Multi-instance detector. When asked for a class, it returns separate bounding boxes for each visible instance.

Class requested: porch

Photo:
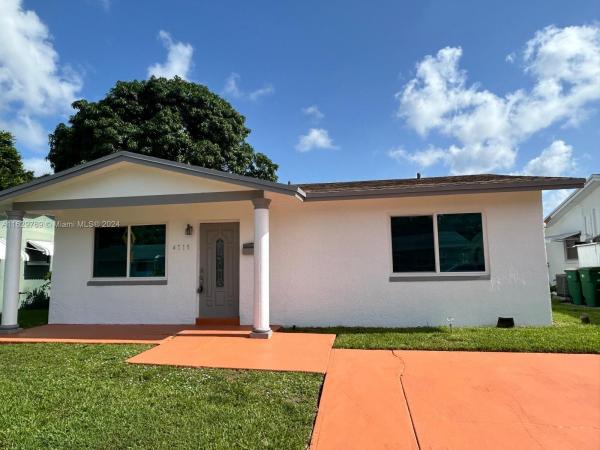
[0,324,335,373]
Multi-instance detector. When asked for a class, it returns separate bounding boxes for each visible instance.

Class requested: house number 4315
[172,244,191,251]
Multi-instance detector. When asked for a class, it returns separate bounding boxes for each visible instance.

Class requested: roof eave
[304,178,586,202]
[544,174,600,224]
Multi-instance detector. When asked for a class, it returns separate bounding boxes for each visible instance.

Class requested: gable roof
[544,174,600,225]
[0,151,586,206]
[300,174,585,201]
[0,151,302,203]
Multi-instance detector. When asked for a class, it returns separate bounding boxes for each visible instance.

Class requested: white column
[1,210,24,333]
[250,198,272,339]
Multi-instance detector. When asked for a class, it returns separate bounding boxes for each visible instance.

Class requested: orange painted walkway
[310,349,419,449]
[128,330,335,373]
[311,349,600,450]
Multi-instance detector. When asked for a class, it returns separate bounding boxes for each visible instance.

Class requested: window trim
[90,222,168,281]
[388,211,490,279]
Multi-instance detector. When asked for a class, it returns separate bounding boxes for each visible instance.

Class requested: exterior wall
[269,191,551,327]
[48,190,551,327]
[49,202,255,324]
[545,182,600,283]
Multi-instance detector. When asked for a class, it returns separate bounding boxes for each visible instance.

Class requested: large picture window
[391,213,486,274]
[93,225,166,278]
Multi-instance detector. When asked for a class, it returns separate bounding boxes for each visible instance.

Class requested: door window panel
[216,238,224,287]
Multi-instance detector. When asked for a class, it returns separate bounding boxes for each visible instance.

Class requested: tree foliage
[48,77,278,181]
[0,131,34,191]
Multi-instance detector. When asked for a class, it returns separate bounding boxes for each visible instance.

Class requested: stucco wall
[268,191,551,327]
[49,190,551,327]
[545,183,600,283]
[49,202,255,324]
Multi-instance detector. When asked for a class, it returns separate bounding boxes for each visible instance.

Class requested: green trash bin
[578,267,600,307]
[565,269,584,305]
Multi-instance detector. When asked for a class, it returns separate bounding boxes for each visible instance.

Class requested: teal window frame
[92,224,167,279]
[390,212,487,276]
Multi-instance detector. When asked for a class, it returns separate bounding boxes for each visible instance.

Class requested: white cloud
[0,0,82,151]
[223,72,274,101]
[295,128,338,152]
[388,146,447,167]
[302,105,324,122]
[23,157,52,176]
[523,140,576,176]
[248,85,275,101]
[395,25,600,174]
[147,30,193,80]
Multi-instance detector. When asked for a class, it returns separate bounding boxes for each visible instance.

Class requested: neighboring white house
[545,175,600,284]
[0,215,54,313]
[0,152,584,335]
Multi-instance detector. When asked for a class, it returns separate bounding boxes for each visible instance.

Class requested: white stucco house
[0,152,584,336]
[545,174,600,284]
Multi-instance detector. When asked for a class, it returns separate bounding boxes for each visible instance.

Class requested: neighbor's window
[93,225,166,278]
[24,247,51,280]
[564,236,581,261]
[391,213,486,274]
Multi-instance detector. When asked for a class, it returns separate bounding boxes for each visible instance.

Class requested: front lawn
[0,344,322,449]
[290,299,600,353]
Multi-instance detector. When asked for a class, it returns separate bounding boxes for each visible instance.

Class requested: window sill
[389,273,490,282]
[87,279,168,286]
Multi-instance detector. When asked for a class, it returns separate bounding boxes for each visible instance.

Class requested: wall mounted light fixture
[185,224,193,236]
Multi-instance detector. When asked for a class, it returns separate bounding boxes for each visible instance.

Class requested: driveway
[312,350,600,450]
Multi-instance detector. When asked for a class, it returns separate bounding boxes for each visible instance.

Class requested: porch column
[250,198,272,339]
[1,210,25,333]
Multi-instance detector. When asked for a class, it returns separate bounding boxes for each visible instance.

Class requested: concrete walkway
[312,349,600,450]
[128,330,335,373]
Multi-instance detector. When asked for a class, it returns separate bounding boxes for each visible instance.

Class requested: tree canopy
[48,77,278,181]
[0,131,34,191]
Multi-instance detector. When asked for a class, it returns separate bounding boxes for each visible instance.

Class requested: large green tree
[0,131,34,191]
[48,77,278,181]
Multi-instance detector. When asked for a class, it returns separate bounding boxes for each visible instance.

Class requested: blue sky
[1,0,599,210]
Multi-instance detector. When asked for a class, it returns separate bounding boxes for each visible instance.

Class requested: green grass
[289,299,600,353]
[0,344,322,449]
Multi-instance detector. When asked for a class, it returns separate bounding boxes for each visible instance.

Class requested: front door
[199,223,240,318]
